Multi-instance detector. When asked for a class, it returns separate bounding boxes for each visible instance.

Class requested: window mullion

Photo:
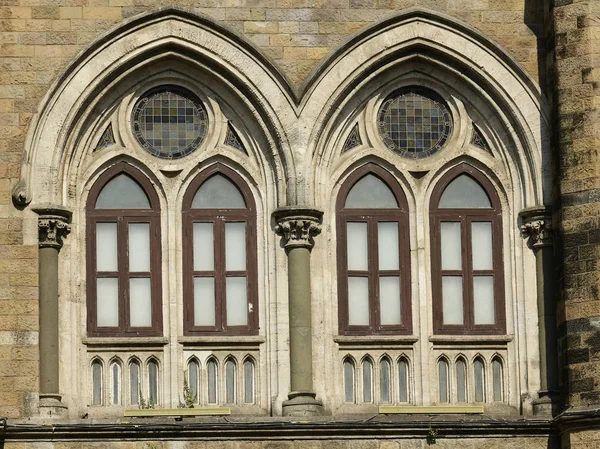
[119,216,129,333]
[216,217,226,331]
[368,218,379,330]
[464,215,473,330]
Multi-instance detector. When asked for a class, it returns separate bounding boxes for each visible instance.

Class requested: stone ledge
[334,335,418,348]
[82,337,170,348]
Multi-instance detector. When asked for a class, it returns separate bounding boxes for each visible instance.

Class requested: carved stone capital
[272,206,323,251]
[32,205,73,250]
[519,206,553,249]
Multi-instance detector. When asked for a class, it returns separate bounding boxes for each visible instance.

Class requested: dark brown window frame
[182,163,258,336]
[430,163,506,335]
[336,163,412,335]
[86,162,163,337]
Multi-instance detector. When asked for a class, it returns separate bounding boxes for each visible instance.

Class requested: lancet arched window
[336,163,411,334]
[86,163,162,336]
[182,164,258,335]
[430,164,505,334]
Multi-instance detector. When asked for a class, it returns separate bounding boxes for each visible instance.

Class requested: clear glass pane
[439,175,491,208]
[130,362,139,405]
[438,360,449,403]
[129,278,152,327]
[347,222,368,271]
[378,222,399,270]
[92,361,102,405]
[244,360,254,404]
[96,174,151,209]
[472,222,493,270]
[192,174,246,209]
[226,361,235,403]
[348,277,369,326]
[225,222,246,271]
[398,360,408,403]
[207,361,217,404]
[189,360,199,402]
[362,359,373,402]
[473,276,495,325]
[380,359,391,403]
[442,276,464,325]
[97,277,119,327]
[193,223,214,271]
[492,360,503,401]
[194,277,215,326]
[441,222,462,270]
[474,359,485,402]
[96,223,118,272]
[345,174,398,208]
[148,361,158,406]
[128,223,150,272]
[379,276,401,325]
[456,360,467,402]
[344,361,354,403]
[112,364,120,405]
[226,277,248,326]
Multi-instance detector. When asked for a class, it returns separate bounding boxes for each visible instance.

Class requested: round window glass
[377,88,452,159]
[132,86,208,159]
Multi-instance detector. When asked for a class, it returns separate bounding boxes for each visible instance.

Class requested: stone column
[520,206,558,415]
[273,206,324,416]
[32,206,72,416]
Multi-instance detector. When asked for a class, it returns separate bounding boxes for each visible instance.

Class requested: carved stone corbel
[273,207,323,252]
[519,206,553,249]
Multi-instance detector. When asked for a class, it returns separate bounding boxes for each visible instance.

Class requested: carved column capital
[273,206,323,251]
[32,205,73,250]
[519,206,553,249]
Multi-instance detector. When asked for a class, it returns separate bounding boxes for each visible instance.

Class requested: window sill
[82,336,169,348]
[334,335,418,348]
[429,335,513,346]
[178,335,266,348]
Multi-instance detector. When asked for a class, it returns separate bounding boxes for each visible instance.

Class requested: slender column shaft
[536,245,558,394]
[39,246,60,395]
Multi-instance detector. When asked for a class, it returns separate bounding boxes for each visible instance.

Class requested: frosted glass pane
[97,277,119,327]
[492,360,502,401]
[189,360,199,401]
[112,364,120,405]
[344,361,354,402]
[456,361,466,402]
[442,276,463,325]
[348,277,369,326]
[378,222,399,270]
[379,276,401,325]
[347,222,368,271]
[345,174,398,208]
[225,222,246,271]
[226,277,248,326]
[207,361,217,404]
[192,174,246,209]
[226,361,235,403]
[473,276,495,325]
[96,223,118,272]
[130,363,139,405]
[244,361,254,404]
[441,222,462,270]
[92,362,102,405]
[398,361,408,403]
[148,361,158,405]
[362,360,372,402]
[380,360,390,403]
[439,361,449,403]
[472,222,493,270]
[129,278,152,327]
[96,174,150,209]
[474,360,484,402]
[128,223,150,272]
[193,223,214,271]
[439,175,491,208]
[194,277,215,326]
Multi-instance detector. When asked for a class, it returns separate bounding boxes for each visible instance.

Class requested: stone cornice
[32,205,73,250]
[519,206,553,249]
[272,206,323,252]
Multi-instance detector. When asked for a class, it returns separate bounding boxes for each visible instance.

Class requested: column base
[532,391,560,416]
[39,393,67,418]
[282,391,324,417]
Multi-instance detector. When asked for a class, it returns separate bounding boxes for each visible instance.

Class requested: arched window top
[192,174,246,209]
[439,174,491,209]
[96,174,151,209]
[345,174,398,209]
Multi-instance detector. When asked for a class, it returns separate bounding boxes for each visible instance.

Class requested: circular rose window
[132,86,208,159]
[377,88,452,159]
